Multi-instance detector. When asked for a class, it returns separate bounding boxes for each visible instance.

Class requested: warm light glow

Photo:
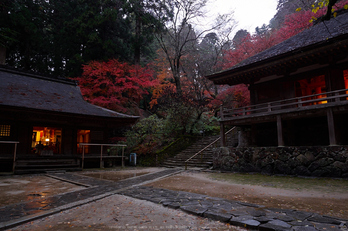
[32,127,62,155]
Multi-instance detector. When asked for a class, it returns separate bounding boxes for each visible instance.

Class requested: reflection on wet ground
[80,171,149,182]
[0,175,85,207]
[0,168,161,209]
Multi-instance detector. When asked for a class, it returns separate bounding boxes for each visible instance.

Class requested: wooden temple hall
[207,10,348,147]
[0,67,139,173]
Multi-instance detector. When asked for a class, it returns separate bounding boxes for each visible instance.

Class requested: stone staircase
[161,135,221,169]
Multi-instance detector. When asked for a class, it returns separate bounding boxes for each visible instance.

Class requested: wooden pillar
[327,108,337,145]
[82,145,85,169]
[277,115,284,147]
[100,145,104,168]
[220,123,226,147]
[122,146,125,168]
[12,142,17,172]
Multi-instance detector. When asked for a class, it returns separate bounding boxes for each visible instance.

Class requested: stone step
[161,135,220,169]
[14,157,81,174]
[14,167,82,174]
[162,129,239,168]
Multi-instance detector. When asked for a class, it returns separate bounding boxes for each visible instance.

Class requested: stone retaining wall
[213,146,348,178]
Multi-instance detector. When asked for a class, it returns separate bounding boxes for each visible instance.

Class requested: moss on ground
[209,172,348,193]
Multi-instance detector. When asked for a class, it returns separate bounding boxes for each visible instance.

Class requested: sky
[206,0,278,33]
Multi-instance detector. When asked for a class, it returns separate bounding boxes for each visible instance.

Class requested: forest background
[1,0,347,163]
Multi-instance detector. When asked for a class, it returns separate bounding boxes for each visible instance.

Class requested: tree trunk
[173,69,182,96]
[189,111,203,134]
[134,15,141,65]
[0,46,6,65]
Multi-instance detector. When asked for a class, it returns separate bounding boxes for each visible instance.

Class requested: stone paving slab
[1,167,348,231]
[120,186,348,231]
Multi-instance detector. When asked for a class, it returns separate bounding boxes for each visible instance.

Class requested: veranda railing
[0,141,19,172]
[221,88,348,120]
[79,143,126,169]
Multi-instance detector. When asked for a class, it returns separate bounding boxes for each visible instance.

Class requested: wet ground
[0,167,160,208]
[0,175,85,207]
[9,194,241,231]
[1,167,347,230]
[1,168,243,231]
[146,171,348,220]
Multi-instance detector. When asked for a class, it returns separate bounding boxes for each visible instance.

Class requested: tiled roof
[207,10,348,84]
[0,67,139,119]
[233,11,348,69]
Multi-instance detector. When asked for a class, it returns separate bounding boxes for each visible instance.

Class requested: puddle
[0,175,85,207]
[81,171,149,182]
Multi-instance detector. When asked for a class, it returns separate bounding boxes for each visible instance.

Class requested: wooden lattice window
[0,125,11,136]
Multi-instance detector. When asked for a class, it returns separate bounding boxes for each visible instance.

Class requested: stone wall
[213,146,348,178]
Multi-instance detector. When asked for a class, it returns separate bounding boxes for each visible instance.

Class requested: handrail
[79,143,126,169]
[0,141,19,172]
[184,127,236,170]
[222,88,348,119]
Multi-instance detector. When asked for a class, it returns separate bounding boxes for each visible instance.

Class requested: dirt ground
[146,171,348,220]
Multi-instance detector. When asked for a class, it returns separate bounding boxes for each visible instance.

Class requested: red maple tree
[222,1,348,71]
[74,59,158,114]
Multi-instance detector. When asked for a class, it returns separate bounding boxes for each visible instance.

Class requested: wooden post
[220,105,224,120]
[327,108,337,145]
[82,145,85,169]
[220,123,226,147]
[100,145,103,168]
[277,115,284,147]
[298,98,302,107]
[122,146,125,168]
[335,92,339,102]
[12,143,17,173]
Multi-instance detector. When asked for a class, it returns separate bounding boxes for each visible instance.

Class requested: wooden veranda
[219,88,348,147]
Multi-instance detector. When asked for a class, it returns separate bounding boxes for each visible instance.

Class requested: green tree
[45,0,136,76]
[124,0,166,65]
[1,0,51,72]
[126,114,166,155]
[1,0,164,76]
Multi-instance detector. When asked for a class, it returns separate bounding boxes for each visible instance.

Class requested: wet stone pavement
[0,168,348,231]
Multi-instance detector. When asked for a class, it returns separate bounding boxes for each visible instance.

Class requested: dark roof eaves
[1,103,140,120]
[207,31,348,83]
[207,10,348,83]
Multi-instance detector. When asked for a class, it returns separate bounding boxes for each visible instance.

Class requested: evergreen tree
[0,0,163,77]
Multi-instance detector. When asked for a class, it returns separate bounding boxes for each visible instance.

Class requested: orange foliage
[149,50,175,108]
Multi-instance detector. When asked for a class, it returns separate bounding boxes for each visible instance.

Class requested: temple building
[207,11,348,147]
[0,67,138,173]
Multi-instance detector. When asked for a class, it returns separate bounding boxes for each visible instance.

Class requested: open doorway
[32,127,62,155]
[295,75,327,105]
[77,130,91,154]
